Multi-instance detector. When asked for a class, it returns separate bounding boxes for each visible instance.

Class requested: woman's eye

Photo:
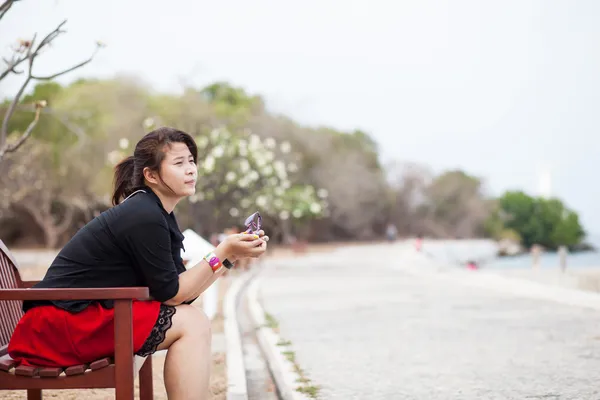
[176,162,183,166]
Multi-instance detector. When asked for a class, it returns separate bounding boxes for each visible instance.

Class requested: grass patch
[296,376,311,384]
[277,339,292,346]
[296,384,321,398]
[264,312,279,329]
[282,350,296,363]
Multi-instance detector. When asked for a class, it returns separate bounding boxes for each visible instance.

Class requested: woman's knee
[175,304,212,339]
[157,304,211,351]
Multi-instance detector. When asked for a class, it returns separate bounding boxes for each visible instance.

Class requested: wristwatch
[204,252,235,273]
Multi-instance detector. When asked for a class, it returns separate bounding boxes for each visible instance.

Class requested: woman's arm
[164,233,267,306]
[163,246,229,306]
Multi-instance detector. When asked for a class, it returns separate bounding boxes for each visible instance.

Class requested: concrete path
[258,243,600,400]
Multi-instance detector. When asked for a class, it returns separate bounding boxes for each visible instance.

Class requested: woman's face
[157,142,197,198]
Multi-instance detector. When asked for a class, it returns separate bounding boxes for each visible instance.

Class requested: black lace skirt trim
[136,304,176,357]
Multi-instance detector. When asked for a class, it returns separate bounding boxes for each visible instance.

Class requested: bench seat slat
[90,357,111,370]
[0,354,16,372]
[39,367,63,377]
[65,364,88,376]
[15,365,37,377]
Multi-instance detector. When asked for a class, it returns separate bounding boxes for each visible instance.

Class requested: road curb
[224,271,256,400]
[247,278,312,400]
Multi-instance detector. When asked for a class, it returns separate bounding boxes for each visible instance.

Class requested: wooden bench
[0,240,154,400]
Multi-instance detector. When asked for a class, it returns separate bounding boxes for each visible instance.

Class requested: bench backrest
[0,240,25,352]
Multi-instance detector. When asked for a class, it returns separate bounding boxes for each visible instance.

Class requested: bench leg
[139,356,154,400]
[27,389,42,400]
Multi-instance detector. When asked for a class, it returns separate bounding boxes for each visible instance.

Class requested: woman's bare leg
[156,304,212,400]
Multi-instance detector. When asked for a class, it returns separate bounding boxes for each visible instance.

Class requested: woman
[8,126,268,399]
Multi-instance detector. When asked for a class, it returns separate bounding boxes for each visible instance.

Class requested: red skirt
[8,300,162,367]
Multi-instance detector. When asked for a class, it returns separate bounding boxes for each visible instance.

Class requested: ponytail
[112,156,135,205]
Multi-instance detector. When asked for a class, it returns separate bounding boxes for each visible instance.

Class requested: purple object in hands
[244,212,262,234]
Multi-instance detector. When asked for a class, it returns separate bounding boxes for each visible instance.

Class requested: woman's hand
[218,230,268,261]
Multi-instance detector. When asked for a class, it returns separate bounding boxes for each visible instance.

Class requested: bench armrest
[0,287,150,301]
[20,280,41,288]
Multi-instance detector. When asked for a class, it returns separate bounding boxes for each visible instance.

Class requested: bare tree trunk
[18,200,74,249]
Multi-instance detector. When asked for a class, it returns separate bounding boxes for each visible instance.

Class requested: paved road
[259,244,600,400]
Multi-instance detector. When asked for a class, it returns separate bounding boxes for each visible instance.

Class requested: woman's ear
[143,167,159,185]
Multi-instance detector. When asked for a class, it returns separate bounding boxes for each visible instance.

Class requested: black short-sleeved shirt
[23,187,188,313]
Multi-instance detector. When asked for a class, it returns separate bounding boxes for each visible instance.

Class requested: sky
[1,0,599,234]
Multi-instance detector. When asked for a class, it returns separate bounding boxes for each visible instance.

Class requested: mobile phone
[244,211,262,234]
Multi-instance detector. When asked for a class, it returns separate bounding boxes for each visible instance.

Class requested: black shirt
[23,187,188,313]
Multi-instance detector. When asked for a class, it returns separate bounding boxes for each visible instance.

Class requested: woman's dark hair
[112,126,198,205]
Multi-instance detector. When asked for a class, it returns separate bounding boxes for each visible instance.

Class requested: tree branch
[55,205,74,235]
[0,52,27,81]
[0,18,101,162]
[0,0,18,21]
[0,74,32,149]
[31,46,99,80]
[0,102,42,159]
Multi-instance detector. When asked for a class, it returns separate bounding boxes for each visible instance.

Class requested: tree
[491,191,586,249]
[0,0,102,162]
[419,170,491,238]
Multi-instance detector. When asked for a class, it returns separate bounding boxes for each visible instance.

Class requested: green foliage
[490,191,585,249]
[1,78,589,247]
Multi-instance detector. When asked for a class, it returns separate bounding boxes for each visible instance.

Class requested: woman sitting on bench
[8,126,268,399]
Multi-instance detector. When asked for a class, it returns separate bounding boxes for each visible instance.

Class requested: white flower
[255,156,267,168]
[196,136,209,149]
[241,198,251,209]
[226,171,237,182]
[281,180,291,189]
[107,150,122,166]
[238,179,249,188]
[261,165,273,176]
[248,170,260,181]
[256,196,267,207]
[249,134,261,149]
[269,177,279,186]
[292,209,303,219]
[274,187,284,196]
[118,138,129,150]
[274,198,284,208]
[310,203,322,214]
[265,137,276,149]
[239,147,248,157]
[273,161,287,179]
[317,188,329,199]
[265,151,275,162]
[238,139,248,149]
[229,207,240,217]
[203,156,215,172]
[280,141,292,153]
[279,210,290,220]
[287,162,298,173]
[212,145,225,158]
[143,117,155,129]
[210,129,220,141]
[240,159,250,173]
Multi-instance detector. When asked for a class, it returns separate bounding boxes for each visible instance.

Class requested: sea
[419,234,600,270]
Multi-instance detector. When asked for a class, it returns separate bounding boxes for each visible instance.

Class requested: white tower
[538,167,552,198]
